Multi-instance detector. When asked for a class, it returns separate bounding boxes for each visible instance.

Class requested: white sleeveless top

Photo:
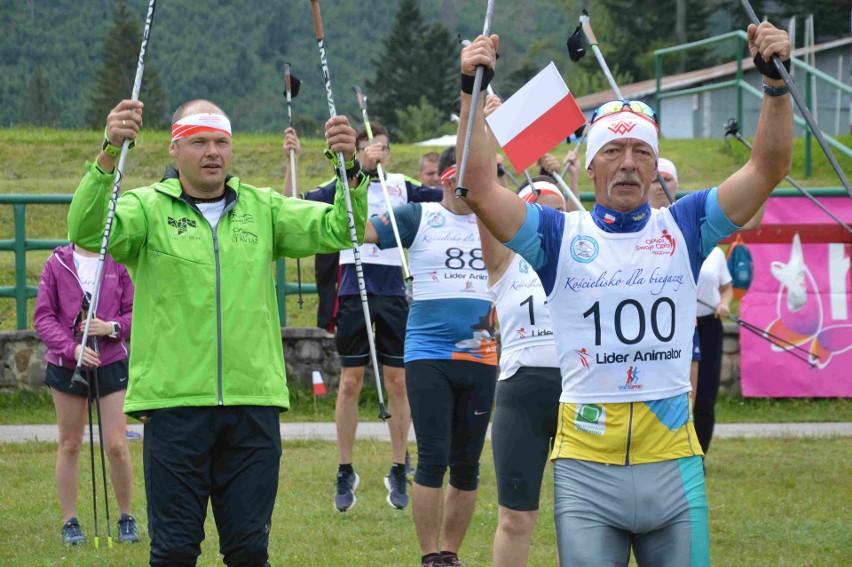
[547,207,697,403]
[340,173,408,266]
[408,202,489,301]
[489,253,559,380]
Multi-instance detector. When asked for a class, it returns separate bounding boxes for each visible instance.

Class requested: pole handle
[310,0,324,40]
[580,12,598,45]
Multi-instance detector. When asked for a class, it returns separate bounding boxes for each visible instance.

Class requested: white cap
[657,158,678,183]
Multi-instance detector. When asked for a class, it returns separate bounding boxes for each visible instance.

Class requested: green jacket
[68,161,368,415]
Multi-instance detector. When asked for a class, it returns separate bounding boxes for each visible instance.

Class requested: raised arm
[477,93,515,281]
[717,22,793,226]
[457,35,527,243]
[282,127,301,197]
[272,116,368,258]
[68,99,148,263]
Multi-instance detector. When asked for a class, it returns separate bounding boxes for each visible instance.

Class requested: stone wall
[0,328,366,393]
[1,326,740,393]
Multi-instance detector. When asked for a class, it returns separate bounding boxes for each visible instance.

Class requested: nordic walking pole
[90,338,113,548]
[740,0,852,197]
[574,10,676,205]
[352,85,413,282]
[310,0,390,420]
[550,171,585,211]
[724,118,852,234]
[455,0,496,199]
[696,298,816,366]
[284,63,305,308]
[85,361,100,549]
[74,0,158,385]
[560,125,588,178]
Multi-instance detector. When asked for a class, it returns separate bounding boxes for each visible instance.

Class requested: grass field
[2,387,850,426]
[0,437,849,566]
[2,128,851,331]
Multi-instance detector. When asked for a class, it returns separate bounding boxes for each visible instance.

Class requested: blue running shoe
[117,513,139,544]
[334,470,359,512]
[61,517,85,545]
[384,467,409,510]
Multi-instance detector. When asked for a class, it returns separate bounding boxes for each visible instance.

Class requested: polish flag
[486,62,586,172]
[312,370,327,396]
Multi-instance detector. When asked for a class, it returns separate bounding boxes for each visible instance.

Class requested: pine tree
[87,3,168,130]
[366,0,456,136]
[23,66,57,127]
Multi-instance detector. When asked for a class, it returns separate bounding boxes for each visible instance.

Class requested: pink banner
[739,198,852,397]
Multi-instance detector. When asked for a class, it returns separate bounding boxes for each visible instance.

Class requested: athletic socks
[338,463,354,475]
[391,462,406,475]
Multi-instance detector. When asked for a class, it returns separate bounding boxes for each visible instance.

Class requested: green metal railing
[0,195,314,330]
[654,31,852,176]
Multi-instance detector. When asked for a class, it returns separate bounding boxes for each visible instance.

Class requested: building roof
[574,36,852,111]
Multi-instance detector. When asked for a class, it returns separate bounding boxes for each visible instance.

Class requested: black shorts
[406,359,498,490]
[44,359,129,398]
[492,367,562,511]
[335,294,407,368]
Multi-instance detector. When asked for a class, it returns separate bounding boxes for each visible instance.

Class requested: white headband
[657,157,678,183]
[171,113,232,143]
[584,112,659,170]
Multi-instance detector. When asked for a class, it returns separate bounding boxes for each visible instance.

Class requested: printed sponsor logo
[426,211,445,228]
[618,365,643,391]
[574,404,605,436]
[575,347,590,368]
[232,228,258,244]
[230,213,254,225]
[596,349,682,365]
[635,230,676,256]
[607,120,637,135]
[518,259,529,274]
[570,235,598,263]
[431,271,439,282]
[168,216,197,236]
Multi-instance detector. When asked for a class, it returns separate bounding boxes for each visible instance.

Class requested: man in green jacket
[68,98,368,566]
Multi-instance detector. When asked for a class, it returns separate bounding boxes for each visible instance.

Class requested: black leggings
[694,315,724,454]
[405,359,497,490]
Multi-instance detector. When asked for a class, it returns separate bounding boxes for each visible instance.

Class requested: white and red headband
[171,113,232,143]
[440,164,457,184]
[518,181,566,208]
[585,112,659,170]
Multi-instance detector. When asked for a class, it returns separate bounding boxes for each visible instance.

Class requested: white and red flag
[486,62,586,172]
[312,370,327,396]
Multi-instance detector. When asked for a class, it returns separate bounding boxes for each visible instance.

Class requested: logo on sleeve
[570,235,599,263]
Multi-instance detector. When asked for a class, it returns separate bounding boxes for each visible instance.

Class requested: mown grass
[2,128,851,331]
[0,437,848,566]
[1,387,849,426]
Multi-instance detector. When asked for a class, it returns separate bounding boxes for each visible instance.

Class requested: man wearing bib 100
[458,22,792,567]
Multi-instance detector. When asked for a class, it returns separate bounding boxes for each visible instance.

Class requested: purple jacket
[34,245,133,369]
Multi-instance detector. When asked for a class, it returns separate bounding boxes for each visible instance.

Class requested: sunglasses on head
[590,100,658,126]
